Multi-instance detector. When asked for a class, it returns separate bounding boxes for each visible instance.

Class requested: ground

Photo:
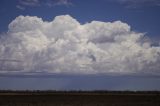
[0,91,160,106]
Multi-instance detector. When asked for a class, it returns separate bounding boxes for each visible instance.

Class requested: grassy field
[0,91,160,106]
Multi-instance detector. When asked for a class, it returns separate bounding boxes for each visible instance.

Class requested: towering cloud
[0,15,160,75]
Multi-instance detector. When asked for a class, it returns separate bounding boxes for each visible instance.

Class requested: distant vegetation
[1,90,160,94]
[0,90,160,106]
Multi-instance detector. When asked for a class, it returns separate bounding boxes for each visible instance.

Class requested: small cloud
[17,0,73,8]
[54,0,72,6]
[45,0,73,7]
[16,5,25,10]
[110,0,160,8]
[18,0,40,7]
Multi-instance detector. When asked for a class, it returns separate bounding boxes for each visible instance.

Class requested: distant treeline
[0,90,160,94]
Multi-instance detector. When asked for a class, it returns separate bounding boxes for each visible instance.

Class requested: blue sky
[0,0,160,90]
[0,0,160,40]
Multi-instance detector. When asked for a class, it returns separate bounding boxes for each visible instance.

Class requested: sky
[0,0,160,90]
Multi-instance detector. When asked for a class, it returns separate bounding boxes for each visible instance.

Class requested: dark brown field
[0,91,160,106]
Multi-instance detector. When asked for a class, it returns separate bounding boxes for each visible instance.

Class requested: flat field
[0,91,160,106]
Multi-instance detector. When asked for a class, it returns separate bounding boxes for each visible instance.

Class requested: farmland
[0,91,160,106]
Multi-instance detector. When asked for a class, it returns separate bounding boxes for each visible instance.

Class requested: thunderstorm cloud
[0,15,160,75]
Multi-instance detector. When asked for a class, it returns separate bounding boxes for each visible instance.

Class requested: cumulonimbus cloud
[0,15,159,75]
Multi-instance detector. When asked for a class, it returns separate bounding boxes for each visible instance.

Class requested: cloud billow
[0,15,160,75]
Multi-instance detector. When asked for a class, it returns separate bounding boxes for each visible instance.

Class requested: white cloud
[0,15,160,75]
